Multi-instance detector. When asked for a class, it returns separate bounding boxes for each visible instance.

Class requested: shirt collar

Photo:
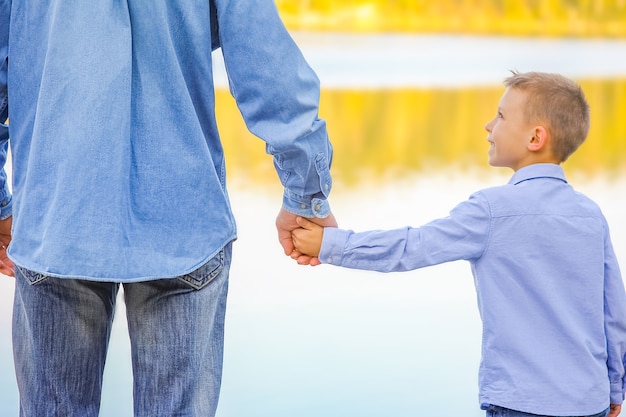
[508,163,568,186]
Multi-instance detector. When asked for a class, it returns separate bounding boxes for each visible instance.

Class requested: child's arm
[293,192,491,272]
[292,216,324,257]
[602,218,626,411]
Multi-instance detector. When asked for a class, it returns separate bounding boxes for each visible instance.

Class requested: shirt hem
[8,236,237,283]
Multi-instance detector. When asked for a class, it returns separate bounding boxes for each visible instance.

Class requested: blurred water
[1,34,626,417]
[1,172,624,417]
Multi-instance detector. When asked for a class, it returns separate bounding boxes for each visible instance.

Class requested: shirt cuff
[318,227,350,265]
[610,382,625,405]
[282,189,330,218]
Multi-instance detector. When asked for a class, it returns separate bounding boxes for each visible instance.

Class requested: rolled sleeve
[215,0,333,217]
[283,190,330,219]
[280,146,332,218]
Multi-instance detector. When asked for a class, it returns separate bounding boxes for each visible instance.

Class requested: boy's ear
[528,125,549,152]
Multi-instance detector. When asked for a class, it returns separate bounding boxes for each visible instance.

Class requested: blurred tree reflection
[216,79,626,183]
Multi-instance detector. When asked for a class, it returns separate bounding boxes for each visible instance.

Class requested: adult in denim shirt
[293,72,626,417]
[0,0,336,415]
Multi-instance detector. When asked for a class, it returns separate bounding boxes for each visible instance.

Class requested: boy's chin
[486,156,500,167]
[487,158,515,170]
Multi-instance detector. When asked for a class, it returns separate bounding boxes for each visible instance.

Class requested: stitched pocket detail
[178,249,225,290]
[15,266,49,286]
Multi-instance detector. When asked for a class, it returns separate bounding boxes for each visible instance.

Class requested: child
[292,71,626,417]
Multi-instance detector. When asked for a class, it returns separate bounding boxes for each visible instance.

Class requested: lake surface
[1,34,625,416]
[2,173,625,417]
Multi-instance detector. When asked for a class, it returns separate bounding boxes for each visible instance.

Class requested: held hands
[276,208,335,266]
[291,217,324,259]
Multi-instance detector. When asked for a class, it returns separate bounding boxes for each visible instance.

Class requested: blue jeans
[485,405,610,417]
[12,244,231,417]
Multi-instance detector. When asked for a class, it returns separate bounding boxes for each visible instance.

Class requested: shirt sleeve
[319,192,491,272]
[1,0,9,142]
[213,0,332,218]
[602,218,626,404]
[0,0,12,220]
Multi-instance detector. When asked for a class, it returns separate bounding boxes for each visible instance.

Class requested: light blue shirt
[321,164,626,415]
[0,0,332,280]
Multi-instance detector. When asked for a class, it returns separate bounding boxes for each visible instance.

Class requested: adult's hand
[609,404,621,417]
[276,207,337,266]
[0,216,14,277]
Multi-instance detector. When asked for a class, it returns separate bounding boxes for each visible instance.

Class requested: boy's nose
[484,119,493,132]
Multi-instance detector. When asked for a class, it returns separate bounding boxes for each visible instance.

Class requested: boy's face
[484,88,536,171]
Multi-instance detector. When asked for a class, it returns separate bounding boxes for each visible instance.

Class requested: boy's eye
[497,112,503,119]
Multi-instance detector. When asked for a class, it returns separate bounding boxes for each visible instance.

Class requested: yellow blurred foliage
[275,0,626,37]
[216,79,626,184]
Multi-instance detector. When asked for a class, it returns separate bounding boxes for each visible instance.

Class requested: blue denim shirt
[0,0,332,280]
[320,164,626,415]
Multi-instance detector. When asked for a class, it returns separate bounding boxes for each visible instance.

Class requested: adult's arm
[213,0,336,262]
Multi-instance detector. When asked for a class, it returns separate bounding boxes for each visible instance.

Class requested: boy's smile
[484,88,537,171]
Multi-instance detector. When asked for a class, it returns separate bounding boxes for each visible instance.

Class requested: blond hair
[504,71,590,162]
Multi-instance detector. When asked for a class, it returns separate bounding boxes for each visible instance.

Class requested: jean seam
[15,265,49,285]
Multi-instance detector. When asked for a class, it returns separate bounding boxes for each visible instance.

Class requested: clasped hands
[276,207,334,266]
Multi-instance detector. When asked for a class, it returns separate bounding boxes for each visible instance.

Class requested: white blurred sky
[213,33,626,88]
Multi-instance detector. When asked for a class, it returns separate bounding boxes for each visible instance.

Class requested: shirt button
[327,257,333,264]
[324,184,330,190]
[314,204,321,211]
[300,204,306,209]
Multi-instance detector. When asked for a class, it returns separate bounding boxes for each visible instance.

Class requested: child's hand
[292,216,324,259]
